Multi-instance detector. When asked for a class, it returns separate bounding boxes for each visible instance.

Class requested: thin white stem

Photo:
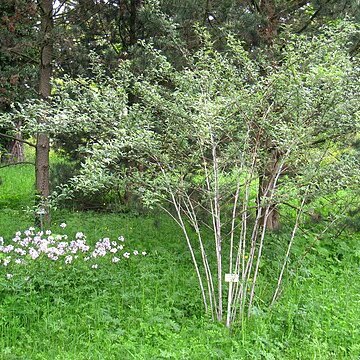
[158,164,208,312]
[270,196,306,306]
[183,196,217,319]
[226,182,240,327]
[231,178,251,322]
[173,196,208,312]
[247,160,285,316]
[233,143,260,321]
[210,131,223,321]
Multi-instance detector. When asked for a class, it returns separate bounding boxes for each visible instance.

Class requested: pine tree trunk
[36,0,53,226]
[9,121,24,163]
[256,0,281,231]
[129,0,138,46]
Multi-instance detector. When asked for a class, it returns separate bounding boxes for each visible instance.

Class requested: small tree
[70,23,359,327]
[5,22,359,327]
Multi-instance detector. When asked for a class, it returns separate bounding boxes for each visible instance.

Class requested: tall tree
[0,0,38,163]
[36,0,53,224]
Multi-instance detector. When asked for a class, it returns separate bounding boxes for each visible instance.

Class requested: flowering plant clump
[0,223,147,280]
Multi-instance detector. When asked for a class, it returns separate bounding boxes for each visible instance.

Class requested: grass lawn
[0,163,359,359]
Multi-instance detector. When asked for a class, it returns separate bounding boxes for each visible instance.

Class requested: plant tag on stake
[225,273,239,283]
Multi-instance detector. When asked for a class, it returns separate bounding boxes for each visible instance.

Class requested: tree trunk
[118,0,143,49]
[258,0,279,45]
[256,0,281,231]
[36,0,53,226]
[129,0,138,46]
[9,121,24,163]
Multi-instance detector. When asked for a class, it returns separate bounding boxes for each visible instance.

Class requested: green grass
[0,164,34,209]
[0,163,359,359]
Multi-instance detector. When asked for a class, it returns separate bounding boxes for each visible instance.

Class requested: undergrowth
[0,162,359,359]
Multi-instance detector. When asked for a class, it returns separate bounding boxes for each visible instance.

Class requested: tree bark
[118,0,143,49]
[129,0,138,46]
[9,121,24,163]
[258,0,279,45]
[36,0,53,225]
[255,0,281,231]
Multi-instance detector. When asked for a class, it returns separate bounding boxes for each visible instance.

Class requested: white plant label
[225,273,239,283]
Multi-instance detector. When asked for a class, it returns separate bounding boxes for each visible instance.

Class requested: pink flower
[3,245,14,253]
[12,236,20,243]
[29,248,39,260]
[65,255,73,264]
[48,254,59,261]
[3,258,11,266]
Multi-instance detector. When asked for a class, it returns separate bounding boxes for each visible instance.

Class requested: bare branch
[0,133,36,148]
